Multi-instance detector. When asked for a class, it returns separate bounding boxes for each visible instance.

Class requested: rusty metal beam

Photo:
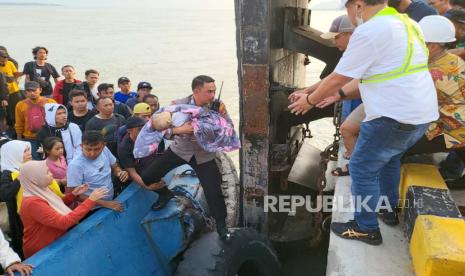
[235,0,315,234]
[283,7,341,66]
[235,0,271,232]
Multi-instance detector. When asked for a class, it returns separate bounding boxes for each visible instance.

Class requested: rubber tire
[174,228,281,276]
[215,152,240,228]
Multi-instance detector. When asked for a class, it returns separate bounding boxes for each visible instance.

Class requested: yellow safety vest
[360,7,429,84]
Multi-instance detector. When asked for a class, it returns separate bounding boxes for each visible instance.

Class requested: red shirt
[52,79,82,105]
[20,194,95,258]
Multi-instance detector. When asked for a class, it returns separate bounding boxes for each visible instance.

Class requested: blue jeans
[349,117,428,231]
[341,99,363,122]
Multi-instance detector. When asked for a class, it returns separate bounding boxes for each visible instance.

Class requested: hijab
[19,161,71,215]
[0,140,31,172]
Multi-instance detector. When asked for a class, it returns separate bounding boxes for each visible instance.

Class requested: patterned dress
[426,52,465,149]
[134,104,240,159]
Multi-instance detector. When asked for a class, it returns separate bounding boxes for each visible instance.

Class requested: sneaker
[152,188,174,210]
[379,209,399,226]
[331,220,382,245]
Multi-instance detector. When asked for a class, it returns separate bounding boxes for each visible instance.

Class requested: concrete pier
[326,145,414,276]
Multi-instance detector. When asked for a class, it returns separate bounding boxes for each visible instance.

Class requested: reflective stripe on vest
[360,7,429,84]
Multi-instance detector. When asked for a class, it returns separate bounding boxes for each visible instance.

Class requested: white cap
[320,15,355,40]
[419,15,456,43]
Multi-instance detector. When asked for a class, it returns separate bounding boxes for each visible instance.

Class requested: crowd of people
[288,0,465,246]
[2,0,465,273]
[0,41,238,274]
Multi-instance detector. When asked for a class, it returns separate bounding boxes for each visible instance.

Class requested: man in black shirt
[68,90,97,132]
[23,46,60,97]
[52,65,82,106]
[97,83,132,119]
[117,116,162,191]
[81,69,100,109]
[85,97,125,157]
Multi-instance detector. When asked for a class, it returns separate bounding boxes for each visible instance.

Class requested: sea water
[0,0,343,163]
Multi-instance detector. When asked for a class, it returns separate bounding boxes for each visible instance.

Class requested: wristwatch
[338,89,347,99]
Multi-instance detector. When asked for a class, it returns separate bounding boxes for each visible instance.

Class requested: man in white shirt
[1,230,32,275]
[289,0,438,245]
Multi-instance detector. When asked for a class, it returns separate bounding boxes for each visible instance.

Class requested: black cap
[97,83,114,92]
[126,116,146,129]
[118,77,130,84]
[137,81,152,90]
[25,81,40,90]
[446,8,465,24]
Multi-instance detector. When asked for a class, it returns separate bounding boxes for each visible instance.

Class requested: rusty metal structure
[235,0,341,242]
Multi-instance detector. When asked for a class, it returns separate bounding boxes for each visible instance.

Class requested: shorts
[345,103,365,125]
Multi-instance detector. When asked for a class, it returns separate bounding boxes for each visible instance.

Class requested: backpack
[25,98,46,132]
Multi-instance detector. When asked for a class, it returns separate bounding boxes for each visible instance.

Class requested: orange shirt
[20,195,95,258]
[14,97,56,139]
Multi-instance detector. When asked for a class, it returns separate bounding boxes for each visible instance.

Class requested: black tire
[215,152,240,228]
[174,228,281,276]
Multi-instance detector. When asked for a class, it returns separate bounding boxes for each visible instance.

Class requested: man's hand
[288,88,309,103]
[6,262,33,276]
[117,170,129,182]
[101,200,124,212]
[218,102,227,115]
[288,93,314,115]
[72,183,89,196]
[173,122,194,135]
[146,180,166,191]
[316,94,341,109]
[1,100,8,107]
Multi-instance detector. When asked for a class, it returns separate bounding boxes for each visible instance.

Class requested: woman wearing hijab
[0,140,64,257]
[37,103,82,163]
[19,161,107,258]
[0,140,31,257]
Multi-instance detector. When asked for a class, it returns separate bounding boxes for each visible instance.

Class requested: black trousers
[141,148,226,223]
[404,134,465,163]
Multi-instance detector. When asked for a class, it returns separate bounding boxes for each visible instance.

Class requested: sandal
[343,152,351,160]
[331,165,350,177]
